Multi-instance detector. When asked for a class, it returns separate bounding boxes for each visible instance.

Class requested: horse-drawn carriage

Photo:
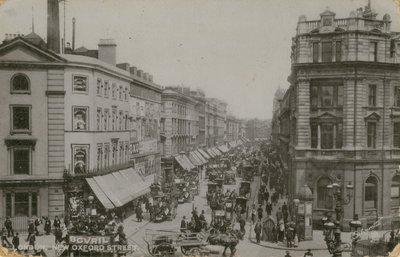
[235,196,248,219]
[239,181,251,197]
[223,170,236,185]
[175,179,192,204]
[243,165,254,181]
[144,229,239,257]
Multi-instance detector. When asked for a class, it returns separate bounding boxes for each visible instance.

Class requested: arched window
[317,177,332,209]
[365,176,378,209]
[11,74,30,93]
[391,175,400,208]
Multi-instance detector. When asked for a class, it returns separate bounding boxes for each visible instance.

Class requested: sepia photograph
[1,0,400,257]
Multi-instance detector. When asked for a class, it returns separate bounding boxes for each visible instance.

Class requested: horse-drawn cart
[144,229,208,257]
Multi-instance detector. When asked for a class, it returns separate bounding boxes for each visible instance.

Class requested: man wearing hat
[180,216,187,233]
[304,249,313,257]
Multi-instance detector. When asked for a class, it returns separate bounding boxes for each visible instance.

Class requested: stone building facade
[280,4,400,228]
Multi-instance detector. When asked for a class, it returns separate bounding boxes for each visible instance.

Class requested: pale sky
[0,0,399,119]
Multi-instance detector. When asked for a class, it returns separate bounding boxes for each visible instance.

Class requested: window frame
[394,122,400,148]
[71,144,90,175]
[72,74,89,94]
[394,86,400,107]
[364,176,378,210]
[335,41,342,62]
[369,41,378,62]
[72,106,89,131]
[11,146,32,176]
[10,105,32,134]
[10,73,30,94]
[367,122,377,148]
[368,84,377,107]
[316,177,333,209]
[96,78,102,96]
[321,41,333,63]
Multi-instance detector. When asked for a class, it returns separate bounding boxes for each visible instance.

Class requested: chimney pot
[143,72,149,81]
[117,63,130,71]
[137,69,143,78]
[149,75,153,82]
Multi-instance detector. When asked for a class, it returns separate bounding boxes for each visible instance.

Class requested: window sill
[10,91,31,95]
[72,91,89,95]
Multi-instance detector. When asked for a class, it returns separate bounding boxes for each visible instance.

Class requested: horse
[206,228,239,257]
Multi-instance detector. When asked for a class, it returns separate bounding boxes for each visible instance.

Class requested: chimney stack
[149,75,153,82]
[117,63,130,71]
[137,70,143,78]
[143,72,149,81]
[47,0,60,53]
[130,66,137,76]
[98,39,117,66]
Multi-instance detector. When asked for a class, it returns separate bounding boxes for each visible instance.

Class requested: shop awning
[218,145,229,153]
[198,149,211,159]
[189,151,202,166]
[181,154,196,170]
[175,155,192,170]
[193,150,207,164]
[86,178,115,210]
[212,147,222,156]
[86,168,152,209]
[206,148,216,158]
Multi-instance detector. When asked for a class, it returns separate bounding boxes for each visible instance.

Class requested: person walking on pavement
[282,202,289,224]
[284,250,292,257]
[254,219,262,244]
[264,189,269,205]
[44,217,51,235]
[1,227,11,248]
[34,217,41,236]
[12,233,19,252]
[251,205,257,224]
[53,216,61,229]
[257,205,263,221]
[180,216,187,233]
[26,219,35,242]
[265,201,272,216]
[4,217,13,238]
[304,249,313,257]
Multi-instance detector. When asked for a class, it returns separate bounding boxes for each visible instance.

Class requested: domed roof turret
[24,32,46,49]
[383,13,391,21]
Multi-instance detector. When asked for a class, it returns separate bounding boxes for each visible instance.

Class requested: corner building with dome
[279,4,400,230]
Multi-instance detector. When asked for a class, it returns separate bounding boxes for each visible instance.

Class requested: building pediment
[0,38,65,63]
[311,112,338,122]
[364,112,381,122]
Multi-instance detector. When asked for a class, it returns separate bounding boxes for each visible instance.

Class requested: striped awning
[85,168,151,209]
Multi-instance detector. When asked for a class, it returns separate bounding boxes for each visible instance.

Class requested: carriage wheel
[180,246,190,255]
[189,247,202,256]
[153,243,175,257]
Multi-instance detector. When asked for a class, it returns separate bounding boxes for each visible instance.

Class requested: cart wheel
[189,248,202,256]
[153,243,175,257]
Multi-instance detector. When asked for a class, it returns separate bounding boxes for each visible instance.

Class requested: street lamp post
[88,195,94,223]
[323,181,354,257]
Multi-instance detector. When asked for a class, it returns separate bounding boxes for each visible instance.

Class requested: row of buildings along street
[0,0,268,235]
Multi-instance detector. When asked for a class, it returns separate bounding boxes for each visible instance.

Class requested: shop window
[72,75,88,93]
[391,175,400,208]
[12,147,31,175]
[317,177,332,209]
[5,192,38,217]
[365,176,378,209]
[11,74,30,93]
[367,122,376,148]
[73,106,89,131]
[14,192,29,217]
[11,105,31,133]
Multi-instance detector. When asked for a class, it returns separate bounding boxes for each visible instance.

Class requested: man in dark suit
[180,216,187,233]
